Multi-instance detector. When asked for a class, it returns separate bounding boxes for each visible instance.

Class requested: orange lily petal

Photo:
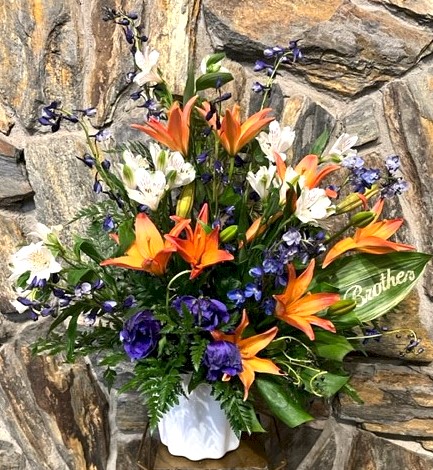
[236,110,274,151]
[239,356,283,400]
[135,213,165,258]
[239,326,278,357]
[322,237,359,268]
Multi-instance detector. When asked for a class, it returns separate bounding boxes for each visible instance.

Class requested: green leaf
[117,219,135,255]
[311,331,354,362]
[103,367,117,391]
[195,72,234,92]
[183,63,196,105]
[67,268,92,286]
[309,128,330,156]
[318,252,431,323]
[219,186,242,207]
[74,237,103,263]
[255,377,314,428]
[190,338,208,372]
[66,314,79,362]
[301,370,350,398]
[204,52,226,71]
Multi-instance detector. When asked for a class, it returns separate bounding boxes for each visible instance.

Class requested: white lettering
[343,269,416,306]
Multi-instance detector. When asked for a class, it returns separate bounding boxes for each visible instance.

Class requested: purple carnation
[203,341,243,381]
[172,296,229,331]
[120,310,161,360]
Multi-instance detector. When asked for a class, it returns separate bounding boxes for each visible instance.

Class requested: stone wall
[0,1,432,468]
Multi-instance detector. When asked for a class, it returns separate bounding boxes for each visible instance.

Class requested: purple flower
[263,298,276,315]
[76,153,96,168]
[252,82,266,93]
[101,300,117,313]
[95,129,111,142]
[381,178,409,198]
[203,341,243,381]
[123,295,137,308]
[196,150,209,164]
[244,283,262,302]
[282,228,302,246]
[172,296,229,331]
[227,289,245,307]
[254,60,267,71]
[103,215,115,232]
[342,155,364,169]
[385,155,400,174]
[120,310,161,360]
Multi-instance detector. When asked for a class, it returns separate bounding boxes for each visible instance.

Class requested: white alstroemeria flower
[149,142,195,189]
[247,165,276,200]
[295,188,334,225]
[276,166,306,204]
[148,142,168,173]
[256,121,296,162]
[133,46,161,86]
[164,152,196,189]
[9,241,62,283]
[126,169,166,211]
[28,222,63,243]
[327,133,358,159]
[117,149,149,189]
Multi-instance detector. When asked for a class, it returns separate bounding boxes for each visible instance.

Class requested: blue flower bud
[101,300,117,313]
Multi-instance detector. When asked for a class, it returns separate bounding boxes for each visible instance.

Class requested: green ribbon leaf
[318,252,431,323]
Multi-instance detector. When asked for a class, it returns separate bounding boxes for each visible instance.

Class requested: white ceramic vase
[157,378,241,460]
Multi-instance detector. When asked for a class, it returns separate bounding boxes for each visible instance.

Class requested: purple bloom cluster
[120,310,161,360]
[203,341,243,381]
[172,296,230,330]
[252,41,303,94]
[342,155,381,193]
[381,155,409,198]
[228,227,325,315]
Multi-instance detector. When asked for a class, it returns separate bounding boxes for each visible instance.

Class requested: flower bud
[350,211,375,228]
[327,299,357,316]
[220,225,238,243]
[176,183,195,218]
[335,186,378,214]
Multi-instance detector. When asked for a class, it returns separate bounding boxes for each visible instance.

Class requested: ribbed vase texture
[158,380,240,460]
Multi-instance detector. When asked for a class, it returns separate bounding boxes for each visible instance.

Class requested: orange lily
[200,102,274,156]
[211,310,284,400]
[322,199,415,268]
[295,154,340,190]
[274,151,340,197]
[274,259,340,340]
[132,95,197,156]
[166,204,234,279]
[100,213,189,276]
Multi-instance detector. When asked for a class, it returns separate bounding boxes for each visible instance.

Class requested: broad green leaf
[309,128,330,156]
[255,377,313,428]
[73,237,103,263]
[318,252,431,323]
[67,268,92,286]
[195,72,234,92]
[117,219,135,255]
[311,331,354,362]
[301,370,350,398]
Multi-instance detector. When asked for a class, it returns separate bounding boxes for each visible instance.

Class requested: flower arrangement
[10,8,431,441]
